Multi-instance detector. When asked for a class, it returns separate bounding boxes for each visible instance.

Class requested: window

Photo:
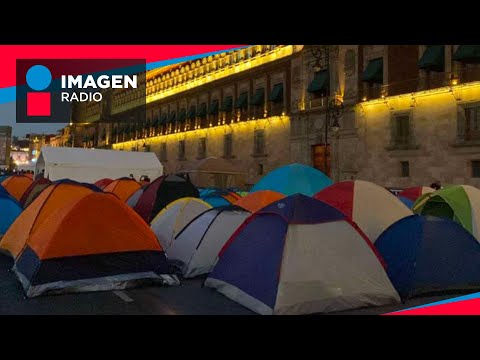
[391,114,411,146]
[159,143,167,161]
[253,130,266,156]
[472,160,480,178]
[224,133,233,158]
[258,163,264,176]
[400,161,410,177]
[198,137,206,159]
[178,140,186,160]
[465,106,480,141]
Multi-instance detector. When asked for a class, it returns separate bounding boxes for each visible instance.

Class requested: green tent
[413,185,480,238]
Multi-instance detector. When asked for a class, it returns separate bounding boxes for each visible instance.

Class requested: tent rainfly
[35,147,163,183]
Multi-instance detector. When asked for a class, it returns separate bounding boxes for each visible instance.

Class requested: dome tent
[398,186,435,202]
[0,188,22,238]
[235,190,285,213]
[250,163,332,196]
[314,180,412,243]
[150,197,212,251]
[134,175,199,223]
[103,177,142,202]
[376,215,480,299]
[1,175,32,201]
[206,194,400,315]
[167,206,250,278]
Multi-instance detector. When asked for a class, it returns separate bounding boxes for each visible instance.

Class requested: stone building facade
[72,44,480,188]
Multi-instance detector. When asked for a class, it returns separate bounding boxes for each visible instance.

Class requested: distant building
[0,126,12,169]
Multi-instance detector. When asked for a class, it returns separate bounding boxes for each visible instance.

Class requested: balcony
[359,67,480,101]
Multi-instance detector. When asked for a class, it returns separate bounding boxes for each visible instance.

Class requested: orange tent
[235,190,285,213]
[10,190,178,297]
[0,180,99,258]
[1,175,32,201]
[94,178,114,189]
[24,173,33,180]
[103,178,142,202]
[222,191,242,204]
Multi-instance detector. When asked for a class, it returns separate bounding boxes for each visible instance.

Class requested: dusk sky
[0,101,66,137]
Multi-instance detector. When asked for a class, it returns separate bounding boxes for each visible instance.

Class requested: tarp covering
[35,147,163,184]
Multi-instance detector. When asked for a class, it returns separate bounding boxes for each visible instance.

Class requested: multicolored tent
[168,206,250,278]
[413,185,480,240]
[94,178,114,189]
[235,190,285,213]
[397,196,415,209]
[103,178,142,202]
[376,215,480,298]
[12,191,178,297]
[201,190,240,208]
[250,163,333,196]
[205,194,400,315]
[0,188,22,238]
[150,197,212,251]
[314,180,412,243]
[134,175,199,223]
[126,187,145,208]
[398,186,435,202]
[19,177,51,208]
[1,175,32,201]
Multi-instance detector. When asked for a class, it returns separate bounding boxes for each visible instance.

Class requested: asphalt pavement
[0,256,460,315]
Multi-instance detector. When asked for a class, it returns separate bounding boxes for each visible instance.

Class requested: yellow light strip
[111,115,289,149]
[360,81,480,106]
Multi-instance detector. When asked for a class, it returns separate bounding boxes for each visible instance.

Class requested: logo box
[16,59,146,124]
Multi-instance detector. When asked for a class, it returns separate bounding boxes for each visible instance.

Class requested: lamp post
[310,45,343,176]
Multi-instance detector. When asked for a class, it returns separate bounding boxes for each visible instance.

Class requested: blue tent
[397,195,414,209]
[0,188,22,236]
[250,163,333,196]
[0,175,8,183]
[206,194,400,314]
[376,215,480,299]
[201,195,231,208]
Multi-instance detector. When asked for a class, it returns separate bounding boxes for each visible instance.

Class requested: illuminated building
[0,126,12,169]
[72,44,480,188]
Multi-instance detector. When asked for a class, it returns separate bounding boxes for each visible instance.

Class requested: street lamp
[310,45,343,175]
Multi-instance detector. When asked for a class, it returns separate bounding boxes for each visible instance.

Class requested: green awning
[152,116,159,127]
[112,127,118,136]
[197,103,207,117]
[268,83,284,102]
[168,112,177,123]
[187,106,196,119]
[178,108,186,122]
[362,57,383,84]
[250,88,265,106]
[418,45,445,72]
[144,120,151,130]
[235,92,248,109]
[453,45,480,63]
[308,70,329,93]
[220,96,233,111]
[208,100,219,115]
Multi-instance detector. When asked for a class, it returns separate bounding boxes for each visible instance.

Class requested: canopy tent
[376,215,480,299]
[35,147,163,184]
[413,185,480,240]
[168,206,250,278]
[1,175,32,201]
[12,191,179,297]
[314,180,412,243]
[177,157,246,189]
[235,190,285,213]
[133,175,199,223]
[250,163,332,196]
[150,197,212,251]
[398,186,435,202]
[103,178,142,202]
[205,194,399,315]
[19,178,52,208]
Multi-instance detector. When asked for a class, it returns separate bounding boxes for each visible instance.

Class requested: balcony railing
[360,67,480,102]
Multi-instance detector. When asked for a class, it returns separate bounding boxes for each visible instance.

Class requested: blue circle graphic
[26,65,52,91]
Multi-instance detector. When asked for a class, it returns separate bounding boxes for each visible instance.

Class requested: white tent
[167,207,250,278]
[150,197,212,251]
[35,147,163,183]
